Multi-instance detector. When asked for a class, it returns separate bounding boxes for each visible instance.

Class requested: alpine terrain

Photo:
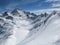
[0,9,60,45]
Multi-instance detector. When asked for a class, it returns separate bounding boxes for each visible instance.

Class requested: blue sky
[0,0,60,12]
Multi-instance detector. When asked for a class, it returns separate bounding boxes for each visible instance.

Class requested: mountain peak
[11,8,23,13]
[11,8,25,16]
[2,11,8,17]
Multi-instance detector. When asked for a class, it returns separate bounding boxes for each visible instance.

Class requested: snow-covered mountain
[0,9,60,45]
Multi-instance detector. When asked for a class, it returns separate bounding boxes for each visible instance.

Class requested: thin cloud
[52,3,60,7]
[45,0,60,9]
[46,0,60,2]
[5,0,39,10]
[6,3,18,10]
[31,8,60,14]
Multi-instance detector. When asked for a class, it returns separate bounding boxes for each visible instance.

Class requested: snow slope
[0,9,60,45]
[17,11,60,45]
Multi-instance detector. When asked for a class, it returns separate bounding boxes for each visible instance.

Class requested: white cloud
[31,8,60,14]
[52,3,60,7]
[46,0,60,2]
[45,0,60,8]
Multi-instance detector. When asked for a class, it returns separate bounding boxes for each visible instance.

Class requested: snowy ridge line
[26,13,53,37]
[31,16,41,24]
[30,12,54,31]
[17,12,55,45]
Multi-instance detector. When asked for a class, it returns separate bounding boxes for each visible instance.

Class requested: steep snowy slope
[17,11,60,45]
[0,9,60,45]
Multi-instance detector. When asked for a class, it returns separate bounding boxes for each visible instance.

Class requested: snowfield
[0,9,60,45]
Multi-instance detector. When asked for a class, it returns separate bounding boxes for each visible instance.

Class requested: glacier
[0,9,60,45]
